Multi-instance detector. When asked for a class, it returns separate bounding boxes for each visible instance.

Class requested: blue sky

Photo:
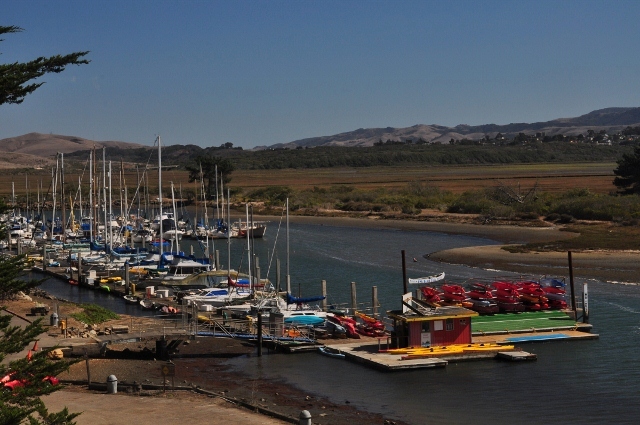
[1,0,639,148]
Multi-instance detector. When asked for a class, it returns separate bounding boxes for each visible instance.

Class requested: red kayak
[420,286,442,306]
[468,283,494,300]
[328,314,360,338]
[440,284,467,302]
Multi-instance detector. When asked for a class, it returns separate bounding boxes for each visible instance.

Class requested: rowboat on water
[408,272,445,285]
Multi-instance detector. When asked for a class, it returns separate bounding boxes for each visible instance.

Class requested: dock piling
[401,250,408,294]
[321,280,327,311]
[372,286,378,318]
[351,281,357,313]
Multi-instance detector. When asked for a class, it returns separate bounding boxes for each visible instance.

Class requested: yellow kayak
[401,346,465,359]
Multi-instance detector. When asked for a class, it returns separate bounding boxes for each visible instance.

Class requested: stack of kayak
[415,277,568,314]
[326,311,388,339]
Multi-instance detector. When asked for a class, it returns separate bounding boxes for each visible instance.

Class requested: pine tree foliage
[185,155,235,200]
[613,145,640,194]
[0,317,79,425]
[0,22,87,418]
[0,26,89,106]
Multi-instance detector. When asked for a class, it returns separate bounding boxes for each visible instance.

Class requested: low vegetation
[70,303,120,324]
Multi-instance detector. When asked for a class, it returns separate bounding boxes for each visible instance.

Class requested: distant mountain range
[0,133,146,169]
[256,107,640,149]
[0,108,639,169]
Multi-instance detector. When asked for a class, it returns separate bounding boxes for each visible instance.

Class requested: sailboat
[250,198,326,325]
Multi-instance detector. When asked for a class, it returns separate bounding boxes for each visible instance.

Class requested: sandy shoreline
[259,214,640,284]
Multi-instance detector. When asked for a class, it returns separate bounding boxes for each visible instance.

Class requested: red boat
[68,278,79,285]
[517,282,547,304]
[327,314,360,339]
[355,323,386,337]
[440,284,467,302]
[354,311,385,330]
[541,285,567,301]
[468,298,499,315]
[548,299,568,310]
[491,282,520,304]
[497,301,525,312]
[420,287,441,306]
[467,283,494,300]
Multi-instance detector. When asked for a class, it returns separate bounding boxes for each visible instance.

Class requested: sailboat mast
[286,197,290,293]
[109,161,113,249]
[246,203,251,290]
[227,187,231,278]
[103,148,107,245]
[215,165,219,221]
[79,176,83,219]
[89,150,93,242]
[119,160,123,219]
[157,136,163,254]
[61,153,66,240]
[170,182,178,253]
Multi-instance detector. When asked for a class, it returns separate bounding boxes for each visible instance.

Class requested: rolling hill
[259,107,640,149]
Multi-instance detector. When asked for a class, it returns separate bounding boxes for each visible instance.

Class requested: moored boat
[318,346,345,359]
[123,295,139,304]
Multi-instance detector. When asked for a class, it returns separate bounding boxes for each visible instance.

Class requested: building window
[422,322,430,333]
[446,319,454,331]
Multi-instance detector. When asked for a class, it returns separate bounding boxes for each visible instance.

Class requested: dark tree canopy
[185,155,234,200]
[0,25,90,106]
[0,25,85,425]
[613,145,640,194]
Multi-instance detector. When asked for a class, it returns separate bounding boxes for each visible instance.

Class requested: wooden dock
[321,341,538,371]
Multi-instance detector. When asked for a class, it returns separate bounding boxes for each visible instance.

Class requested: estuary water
[39,222,640,424]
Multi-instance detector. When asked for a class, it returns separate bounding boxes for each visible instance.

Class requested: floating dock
[323,341,536,371]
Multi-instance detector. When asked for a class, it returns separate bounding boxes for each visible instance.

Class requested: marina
[5,219,637,424]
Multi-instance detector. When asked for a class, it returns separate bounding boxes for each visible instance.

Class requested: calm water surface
[39,222,640,424]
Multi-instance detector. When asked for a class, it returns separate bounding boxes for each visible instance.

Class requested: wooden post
[124,262,130,295]
[401,250,408,295]
[254,256,259,286]
[215,250,220,271]
[351,281,357,313]
[568,251,577,319]
[321,280,327,311]
[372,286,378,318]
[42,245,47,271]
[84,350,91,387]
[582,283,589,324]
[256,266,260,288]
[77,253,82,283]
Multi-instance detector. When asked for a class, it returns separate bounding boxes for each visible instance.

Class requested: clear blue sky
[2,0,639,149]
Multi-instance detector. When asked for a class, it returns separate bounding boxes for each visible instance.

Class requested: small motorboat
[68,278,78,285]
[318,346,345,359]
[123,295,139,304]
[139,299,155,310]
